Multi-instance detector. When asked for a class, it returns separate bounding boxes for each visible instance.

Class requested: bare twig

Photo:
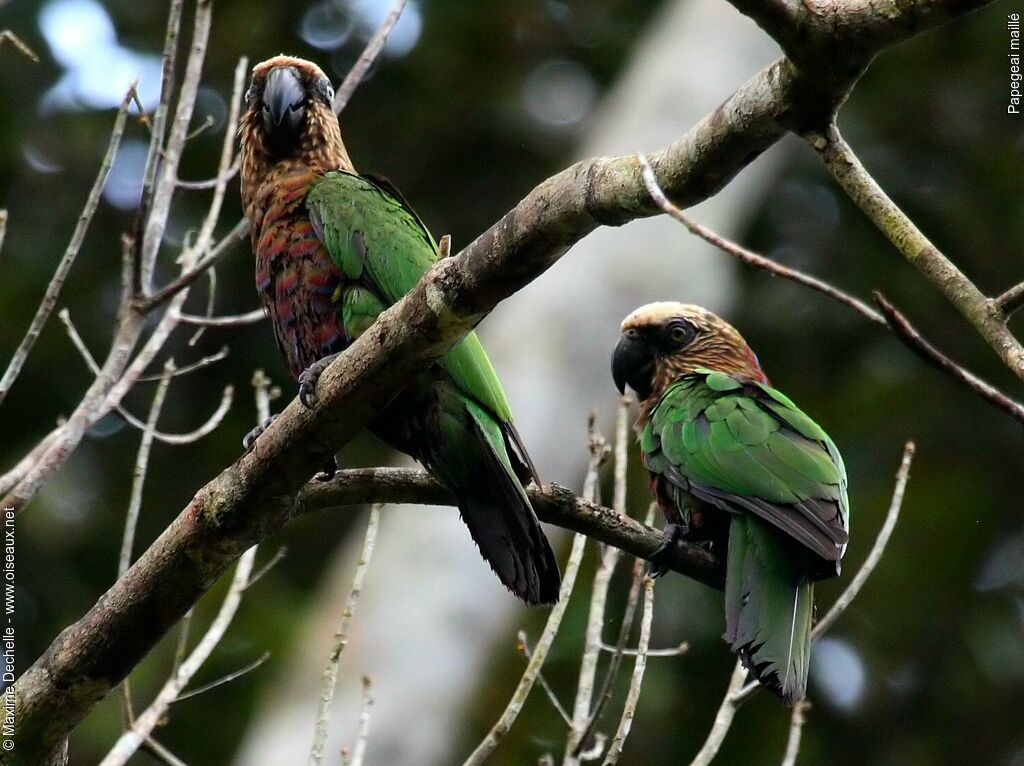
[309,505,382,766]
[132,0,182,294]
[463,427,608,766]
[173,652,270,702]
[641,152,1024,427]
[779,700,810,766]
[687,660,749,766]
[638,153,884,326]
[600,574,655,766]
[176,159,240,190]
[138,218,249,311]
[345,676,374,766]
[517,631,572,725]
[176,308,266,328]
[575,504,656,759]
[0,30,40,61]
[994,281,1024,321]
[809,125,1024,384]
[141,738,189,766]
[600,641,688,658]
[98,547,257,766]
[334,0,408,113]
[812,441,914,640]
[139,0,213,294]
[874,294,1024,425]
[0,84,136,406]
[58,310,234,444]
[136,347,229,381]
[565,398,631,764]
[0,210,7,258]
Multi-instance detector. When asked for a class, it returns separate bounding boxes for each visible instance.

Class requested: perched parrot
[611,302,849,703]
[238,55,560,605]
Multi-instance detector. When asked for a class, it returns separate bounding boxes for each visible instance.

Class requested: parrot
[238,55,561,605]
[610,302,849,703]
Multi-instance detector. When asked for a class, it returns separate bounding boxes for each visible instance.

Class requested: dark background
[1,0,1023,763]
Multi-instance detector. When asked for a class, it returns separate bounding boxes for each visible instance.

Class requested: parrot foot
[242,414,280,452]
[298,352,342,408]
[648,523,688,578]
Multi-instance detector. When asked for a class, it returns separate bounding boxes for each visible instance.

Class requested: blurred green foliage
[1,0,1023,764]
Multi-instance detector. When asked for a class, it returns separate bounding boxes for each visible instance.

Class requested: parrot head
[612,302,768,400]
[240,55,353,210]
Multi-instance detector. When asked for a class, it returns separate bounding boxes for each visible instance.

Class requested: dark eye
[665,320,694,347]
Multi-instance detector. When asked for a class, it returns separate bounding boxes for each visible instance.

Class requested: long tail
[431,388,561,605]
[724,515,813,705]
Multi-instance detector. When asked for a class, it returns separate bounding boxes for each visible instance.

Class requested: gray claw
[243,414,279,452]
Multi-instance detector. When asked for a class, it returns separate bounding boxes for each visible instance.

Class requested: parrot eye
[664,320,694,347]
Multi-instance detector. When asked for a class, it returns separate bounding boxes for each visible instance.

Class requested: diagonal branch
[809,125,1024,384]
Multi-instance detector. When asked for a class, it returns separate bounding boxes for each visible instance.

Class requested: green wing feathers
[305,170,559,604]
[645,372,849,565]
[306,171,513,422]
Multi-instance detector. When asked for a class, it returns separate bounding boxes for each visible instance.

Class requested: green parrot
[238,55,560,605]
[611,302,850,703]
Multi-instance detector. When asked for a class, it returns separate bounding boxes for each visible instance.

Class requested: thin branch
[687,660,749,766]
[176,159,240,190]
[994,281,1024,321]
[0,84,136,406]
[98,547,257,766]
[309,505,382,766]
[0,29,41,61]
[141,738,189,766]
[172,652,270,702]
[779,700,809,766]
[0,209,7,258]
[811,441,914,640]
[517,631,572,726]
[574,504,656,759]
[874,294,1024,425]
[138,218,249,311]
[809,125,1024,384]
[243,546,287,591]
[462,429,608,766]
[139,0,212,294]
[638,153,885,326]
[600,641,688,658]
[119,358,174,729]
[136,347,229,382]
[58,310,234,444]
[334,0,408,114]
[175,308,266,328]
[600,573,655,766]
[345,676,374,766]
[641,151,1024,427]
[118,359,174,577]
[565,398,631,764]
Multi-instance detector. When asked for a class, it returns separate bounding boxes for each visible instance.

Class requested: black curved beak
[611,332,654,399]
[261,66,307,142]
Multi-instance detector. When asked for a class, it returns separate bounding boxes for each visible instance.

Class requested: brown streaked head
[611,302,767,401]
[240,55,353,212]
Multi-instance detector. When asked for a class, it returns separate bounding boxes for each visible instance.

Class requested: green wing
[306,170,513,421]
[643,369,849,563]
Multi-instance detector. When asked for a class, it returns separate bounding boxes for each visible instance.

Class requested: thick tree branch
[10,1,994,759]
[297,468,721,588]
[809,125,1024,384]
